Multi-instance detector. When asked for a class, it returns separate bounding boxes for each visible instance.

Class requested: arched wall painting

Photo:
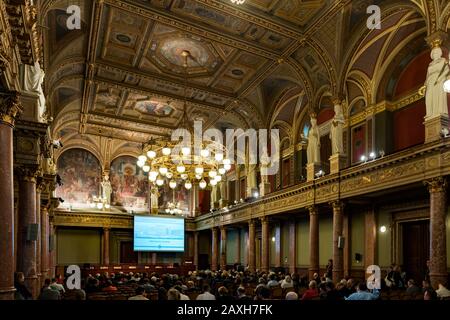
[56,148,101,207]
[110,156,149,211]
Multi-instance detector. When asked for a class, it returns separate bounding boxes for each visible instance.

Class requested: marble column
[261,217,270,272]
[35,183,42,290]
[211,227,219,271]
[235,228,241,265]
[102,227,110,265]
[0,91,22,300]
[248,220,256,272]
[220,226,227,270]
[17,167,39,298]
[193,231,199,269]
[331,201,344,282]
[274,222,281,268]
[40,206,49,283]
[48,215,56,279]
[308,206,319,280]
[288,219,297,274]
[426,178,448,288]
[364,206,376,269]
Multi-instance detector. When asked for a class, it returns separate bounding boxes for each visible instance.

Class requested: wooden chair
[271,287,283,299]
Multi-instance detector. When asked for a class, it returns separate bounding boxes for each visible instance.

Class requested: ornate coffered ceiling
[39,0,435,159]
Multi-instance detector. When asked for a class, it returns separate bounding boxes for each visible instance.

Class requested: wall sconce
[379,225,387,233]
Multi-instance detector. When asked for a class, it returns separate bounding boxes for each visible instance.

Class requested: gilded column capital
[424,177,447,193]
[0,91,23,127]
[330,200,345,211]
[260,216,269,224]
[307,205,318,215]
[425,30,448,49]
[15,165,41,183]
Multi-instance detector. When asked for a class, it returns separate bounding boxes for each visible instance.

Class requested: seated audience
[128,286,149,300]
[197,285,216,300]
[39,279,61,300]
[405,279,421,296]
[285,292,298,300]
[436,283,450,299]
[345,282,379,300]
[167,288,181,300]
[102,280,118,292]
[301,281,319,300]
[14,272,33,300]
[280,275,294,289]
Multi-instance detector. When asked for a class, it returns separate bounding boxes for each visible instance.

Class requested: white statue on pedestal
[424,47,449,118]
[24,61,46,121]
[150,187,160,212]
[307,115,321,164]
[101,175,112,205]
[330,103,345,155]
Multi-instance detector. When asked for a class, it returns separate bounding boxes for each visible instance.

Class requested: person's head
[15,272,25,283]
[285,292,298,300]
[313,272,319,279]
[237,286,245,296]
[347,278,354,288]
[309,280,317,289]
[202,284,211,293]
[258,286,271,300]
[44,278,51,287]
[328,259,333,265]
[424,288,435,300]
[357,282,368,292]
[106,280,113,287]
[407,279,415,287]
[167,288,180,300]
[422,280,431,288]
[135,286,146,297]
[51,278,57,283]
[218,286,228,297]
[284,275,292,283]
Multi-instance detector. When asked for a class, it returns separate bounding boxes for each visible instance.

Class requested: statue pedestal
[151,207,158,214]
[306,163,321,182]
[219,199,228,208]
[259,182,271,197]
[246,187,259,198]
[329,154,347,174]
[424,114,449,143]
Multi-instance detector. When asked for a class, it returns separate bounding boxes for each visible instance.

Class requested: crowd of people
[13,260,450,301]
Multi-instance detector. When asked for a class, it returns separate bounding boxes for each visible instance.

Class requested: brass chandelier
[136,50,231,191]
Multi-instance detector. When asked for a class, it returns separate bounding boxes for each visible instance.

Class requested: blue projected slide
[134,215,185,252]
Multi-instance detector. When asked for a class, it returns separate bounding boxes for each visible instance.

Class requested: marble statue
[24,62,46,120]
[330,103,345,155]
[151,187,160,212]
[424,47,449,118]
[101,175,112,204]
[307,116,321,164]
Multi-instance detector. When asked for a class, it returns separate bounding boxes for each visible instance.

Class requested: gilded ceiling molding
[305,38,337,95]
[372,28,427,104]
[285,58,313,105]
[337,1,424,94]
[423,0,439,34]
[194,0,301,38]
[104,0,280,60]
[441,2,450,30]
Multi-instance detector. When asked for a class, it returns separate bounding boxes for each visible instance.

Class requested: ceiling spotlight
[369,152,376,160]
[380,225,387,233]
[230,0,246,4]
[360,155,367,162]
[315,170,325,178]
[253,191,259,198]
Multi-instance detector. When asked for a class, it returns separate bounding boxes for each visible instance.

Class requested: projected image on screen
[134,215,185,252]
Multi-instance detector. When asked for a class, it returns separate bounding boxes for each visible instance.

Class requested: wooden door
[402,220,430,283]
[120,241,138,263]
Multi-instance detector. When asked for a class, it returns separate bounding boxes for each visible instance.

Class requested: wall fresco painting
[56,148,101,207]
[110,156,149,211]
